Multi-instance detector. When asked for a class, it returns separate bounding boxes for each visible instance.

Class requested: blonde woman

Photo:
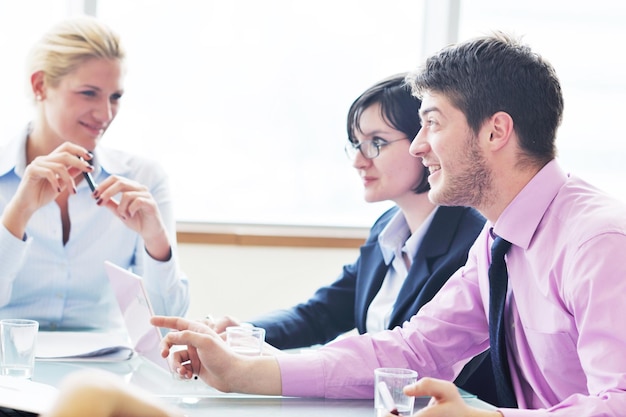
[0,16,189,330]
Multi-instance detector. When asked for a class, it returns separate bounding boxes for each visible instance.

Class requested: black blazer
[251,205,498,404]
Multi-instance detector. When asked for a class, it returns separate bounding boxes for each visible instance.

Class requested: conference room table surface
[32,355,496,416]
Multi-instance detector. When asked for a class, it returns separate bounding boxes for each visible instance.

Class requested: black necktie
[488,236,518,408]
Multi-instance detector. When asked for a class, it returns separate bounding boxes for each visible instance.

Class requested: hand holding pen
[79,155,97,192]
[1,142,95,240]
[89,173,172,261]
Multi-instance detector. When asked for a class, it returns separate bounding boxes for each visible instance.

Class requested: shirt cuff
[142,250,178,285]
[277,352,326,397]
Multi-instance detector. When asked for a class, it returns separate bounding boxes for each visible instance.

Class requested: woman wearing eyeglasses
[207,73,496,404]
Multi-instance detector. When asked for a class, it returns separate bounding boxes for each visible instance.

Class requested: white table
[32,355,494,416]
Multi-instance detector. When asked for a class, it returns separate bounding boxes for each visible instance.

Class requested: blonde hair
[27,15,125,100]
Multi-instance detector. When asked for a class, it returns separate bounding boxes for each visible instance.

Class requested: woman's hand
[94,175,171,261]
[201,314,241,333]
[2,142,93,239]
[199,315,284,357]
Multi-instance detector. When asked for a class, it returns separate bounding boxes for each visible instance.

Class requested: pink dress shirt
[277,160,626,416]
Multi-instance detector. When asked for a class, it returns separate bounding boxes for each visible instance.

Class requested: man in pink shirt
[153,32,626,416]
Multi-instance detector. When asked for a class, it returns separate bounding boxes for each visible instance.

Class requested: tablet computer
[104,261,171,373]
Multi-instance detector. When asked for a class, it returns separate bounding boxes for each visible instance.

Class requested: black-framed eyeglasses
[344,138,409,160]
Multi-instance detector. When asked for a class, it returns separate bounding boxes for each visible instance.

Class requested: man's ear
[31,71,46,100]
[486,111,514,151]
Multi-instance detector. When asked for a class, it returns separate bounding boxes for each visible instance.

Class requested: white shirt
[365,208,435,332]
[0,127,190,330]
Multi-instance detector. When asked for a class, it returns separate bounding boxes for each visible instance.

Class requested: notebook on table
[36,330,134,362]
[104,260,171,373]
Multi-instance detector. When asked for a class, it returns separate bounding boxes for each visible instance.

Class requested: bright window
[95,0,425,226]
[2,1,625,228]
[0,0,68,139]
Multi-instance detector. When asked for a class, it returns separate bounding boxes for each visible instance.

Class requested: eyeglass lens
[345,140,379,159]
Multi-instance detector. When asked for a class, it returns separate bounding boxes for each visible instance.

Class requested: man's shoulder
[549,176,626,241]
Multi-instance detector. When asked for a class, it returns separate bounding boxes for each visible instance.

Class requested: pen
[377,381,400,415]
[79,156,97,192]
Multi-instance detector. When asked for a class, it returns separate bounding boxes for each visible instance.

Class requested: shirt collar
[492,159,567,250]
[94,145,134,177]
[378,207,437,265]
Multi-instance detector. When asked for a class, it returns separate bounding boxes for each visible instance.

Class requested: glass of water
[1,319,39,379]
[226,326,265,356]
